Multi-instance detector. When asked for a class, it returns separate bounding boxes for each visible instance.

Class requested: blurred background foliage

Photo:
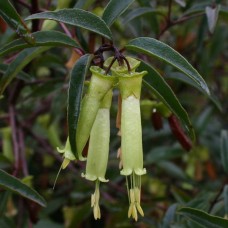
[0,0,228,227]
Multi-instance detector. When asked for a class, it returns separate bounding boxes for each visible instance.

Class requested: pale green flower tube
[82,90,112,219]
[118,71,147,176]
[76,66,116,161]
[117,69,147,221]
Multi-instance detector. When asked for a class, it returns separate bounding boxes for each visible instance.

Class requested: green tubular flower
[117,68,147,221]
[76,66,116,161]
[57,137,76,169]
[82,90,112,219]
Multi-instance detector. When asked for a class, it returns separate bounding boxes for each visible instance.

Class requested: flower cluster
[57,57,147,221]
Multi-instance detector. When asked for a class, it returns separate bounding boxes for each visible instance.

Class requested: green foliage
[0,0,228,227]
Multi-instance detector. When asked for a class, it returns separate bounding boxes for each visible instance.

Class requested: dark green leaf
[157,161,189,180]
[178,207,228,228]
[102,0,135,26]
[68,54,93,157]
[166,72,222,111]
[146,146,183,164]
[0,47,49,95]
[138,61,194,140]
[25,9,112,40]
[126,37,210,95]
[0,0,34,44]
[123,7,161,25]
[221,130,228,174]
[0,63,32,82]
[0,31,80,57]
[0,169,46,207]
[162,203,177,228]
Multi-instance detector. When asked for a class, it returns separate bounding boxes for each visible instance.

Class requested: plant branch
[9,106,20,176]
[157,11,205,39]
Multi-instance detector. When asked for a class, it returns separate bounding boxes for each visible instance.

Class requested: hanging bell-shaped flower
[115,63,147,221]
[76,66,116,161]
[82,90,112,219]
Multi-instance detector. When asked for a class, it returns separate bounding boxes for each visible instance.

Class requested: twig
[167,0,173,23]
[30,0,39,32]
[208,185,224,213]
[18,128,29,176]
[59,22,73,38]
[9,106,20,176]
[158,11,205,39]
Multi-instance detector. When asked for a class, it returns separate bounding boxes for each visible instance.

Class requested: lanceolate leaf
[138,61,194,140]
[0,0,34,44]
[25,9,112,40]
[0,47,49,95]
[221,130,228,174]
[123,7,161,25]
[102,0,135,26]
[0,169,46,207]
[166,73,222,111]
[68,54,93,157]
[179,207,228,228]
[126,37,210,95]
[0,31,80,57]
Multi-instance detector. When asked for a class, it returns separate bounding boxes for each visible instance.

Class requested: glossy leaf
[205,5,220,33]
[221,130,228,174]
[0,31,80,57]
[25,9,112,40]
[126,37,210,95]
[179,207,228,228]
[0,47,49,95]
[68,54,93,157]
[0,169,46,207]
[0,0,34,44]
[166,72,222,111]
[102,0,135,26]
[138,61,194,140]
[123,7,161,25]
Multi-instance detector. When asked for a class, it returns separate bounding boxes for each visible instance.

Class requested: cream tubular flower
[117,69,147,221]
[82,90,112,219]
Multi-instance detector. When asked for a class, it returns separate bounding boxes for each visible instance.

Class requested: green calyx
[57,137,76,169]
[117,71,147,99]
[104,56,141,75]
